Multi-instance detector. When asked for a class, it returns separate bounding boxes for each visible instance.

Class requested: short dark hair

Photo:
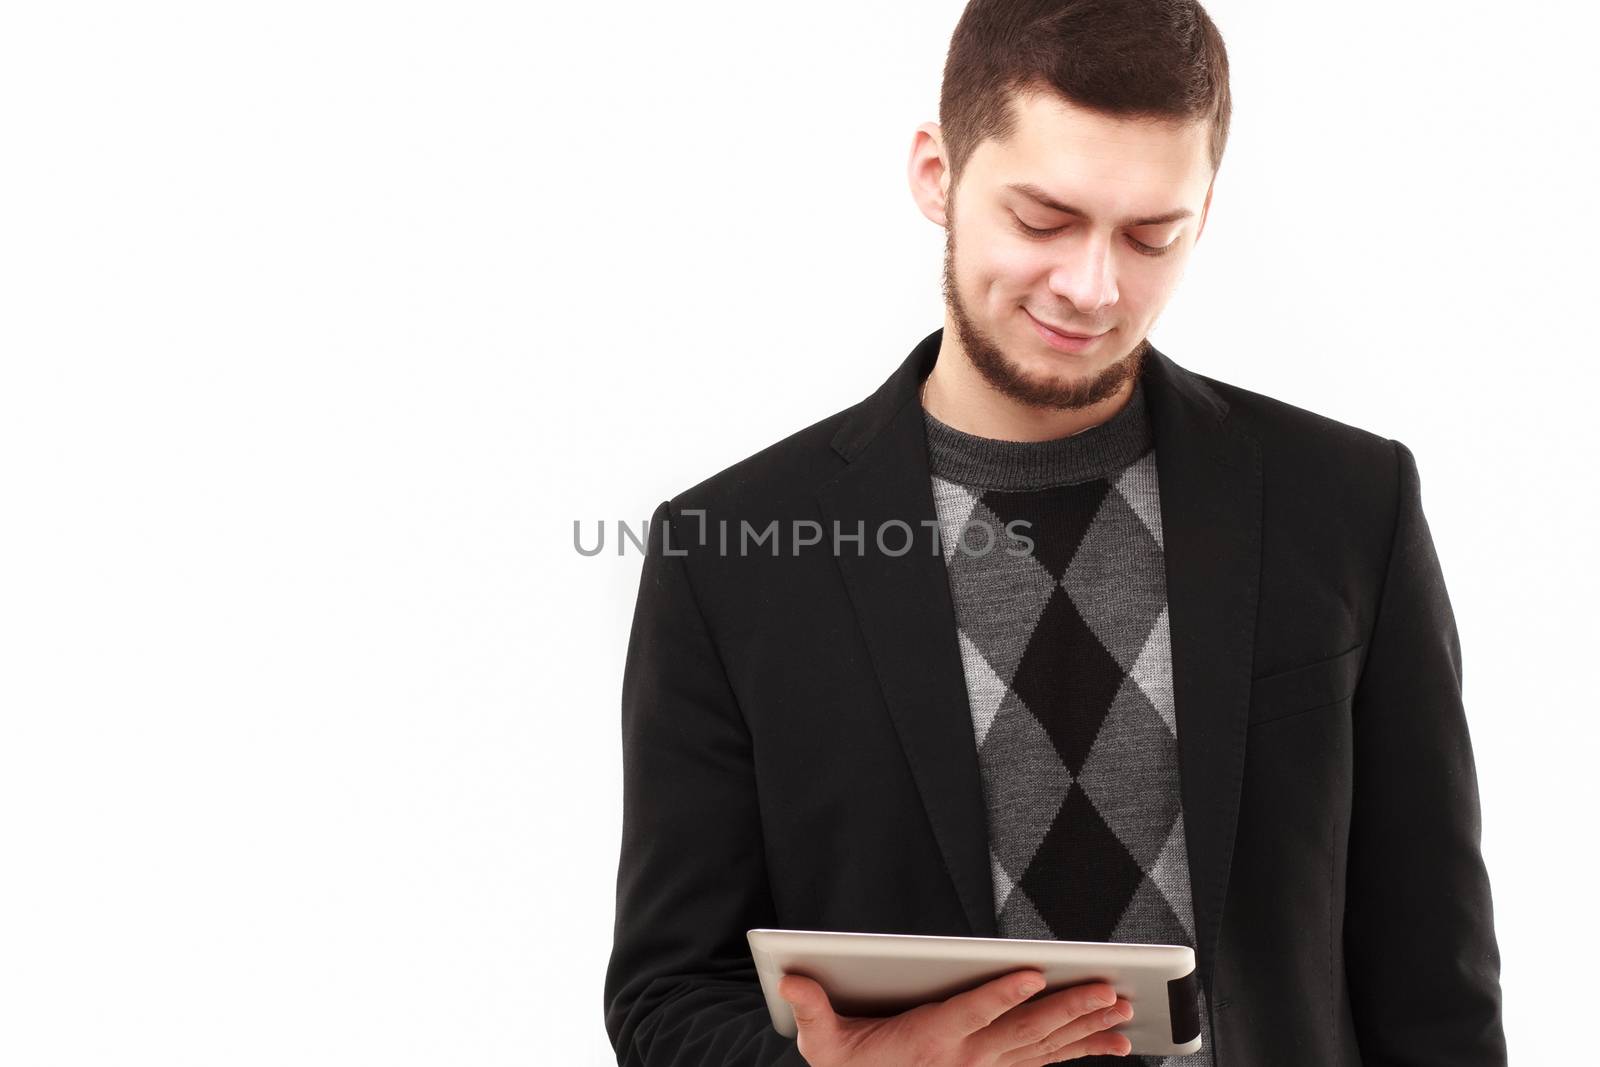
[939,0,1232,194]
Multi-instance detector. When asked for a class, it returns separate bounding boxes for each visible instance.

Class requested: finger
[777,974,840,1042]
[937,969,1048,1037]
[1001,996,1133,1066]
[1011,1025,1134,1067]
[982,981,1120,1056]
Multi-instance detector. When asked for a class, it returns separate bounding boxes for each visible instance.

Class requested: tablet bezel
[747,927,1202,1057]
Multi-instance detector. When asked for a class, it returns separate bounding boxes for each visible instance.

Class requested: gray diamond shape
[979,690,1072,882]
[942,500,1057,686]
[1061,488,1166,673]
[1075,676,1181,872]
[1114,450,1163,549]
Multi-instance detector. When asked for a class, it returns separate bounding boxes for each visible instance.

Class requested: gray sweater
[922,374,1213,1067]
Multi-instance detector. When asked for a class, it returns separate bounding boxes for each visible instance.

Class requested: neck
[923,317,1138,441]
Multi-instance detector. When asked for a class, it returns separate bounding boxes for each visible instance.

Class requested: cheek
[970,241,1049,298]
[1131,264,1184,309]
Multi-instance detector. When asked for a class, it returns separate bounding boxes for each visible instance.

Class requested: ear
[1195,176,1215,243]
[907,122,952,228]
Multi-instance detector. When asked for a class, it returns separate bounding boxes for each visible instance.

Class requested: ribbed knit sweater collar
[921,374,1153,490]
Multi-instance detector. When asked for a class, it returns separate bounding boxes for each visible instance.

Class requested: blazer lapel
[815,328,998,937]
[815,328,1262,998]
[1141,347,1262,998]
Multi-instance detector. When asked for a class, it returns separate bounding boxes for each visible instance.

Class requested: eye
[1014,217,1064,239]
[1128,236,1177,257]
[1014,213,1177,256]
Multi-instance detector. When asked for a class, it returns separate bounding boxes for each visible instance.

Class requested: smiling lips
[1026,309,1107,352]
[1038,319,1100,338]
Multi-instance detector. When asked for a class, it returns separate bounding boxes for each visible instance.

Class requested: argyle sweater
[922,374,1214,1067]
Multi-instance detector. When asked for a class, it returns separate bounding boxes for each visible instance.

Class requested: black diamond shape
[1008,587,1125,773]
[1018,784,1146,943]
[1116,876,1189,948]
[980,480,1110,581]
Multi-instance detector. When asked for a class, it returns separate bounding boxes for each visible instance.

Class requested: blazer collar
[815,326,1261,999]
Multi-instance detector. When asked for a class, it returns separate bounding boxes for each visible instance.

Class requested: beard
[941,221,1149,411]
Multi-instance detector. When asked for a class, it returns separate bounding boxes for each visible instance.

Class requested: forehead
[967,89,1212,204]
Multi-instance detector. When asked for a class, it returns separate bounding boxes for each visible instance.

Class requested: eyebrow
[1005,182,1193,227]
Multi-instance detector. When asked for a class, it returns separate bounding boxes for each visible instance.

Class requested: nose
[1046,230,1118,316]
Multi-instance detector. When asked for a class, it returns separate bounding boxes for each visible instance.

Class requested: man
[603,1,1506,1064]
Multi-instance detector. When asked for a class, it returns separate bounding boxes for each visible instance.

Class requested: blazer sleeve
[1343,441,1507,1064]
[603,499,809,1067]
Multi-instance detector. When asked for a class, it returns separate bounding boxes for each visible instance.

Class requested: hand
[777,968,1134,1066]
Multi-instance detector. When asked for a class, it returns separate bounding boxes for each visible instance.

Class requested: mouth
[1024,309,1108,352]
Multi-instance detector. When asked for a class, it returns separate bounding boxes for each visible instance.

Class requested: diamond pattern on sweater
[925,393,1214,1066]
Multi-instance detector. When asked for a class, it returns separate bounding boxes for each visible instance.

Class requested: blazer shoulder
[661,398,857,520]
[1189,369,1411,562]
[1200,370,1398,471]
[1183,372,1419,624]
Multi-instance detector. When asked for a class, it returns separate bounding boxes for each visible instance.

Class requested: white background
[2,1,1594,1063]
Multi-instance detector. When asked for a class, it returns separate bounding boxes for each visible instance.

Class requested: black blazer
[603,328,1506,1066]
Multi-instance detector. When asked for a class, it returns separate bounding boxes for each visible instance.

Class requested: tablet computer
[747,928,1202,1058]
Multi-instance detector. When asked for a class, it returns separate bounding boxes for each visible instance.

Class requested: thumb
[777,974,839,1039]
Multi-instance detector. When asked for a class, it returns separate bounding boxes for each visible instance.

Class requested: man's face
[937,88,1215,410]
